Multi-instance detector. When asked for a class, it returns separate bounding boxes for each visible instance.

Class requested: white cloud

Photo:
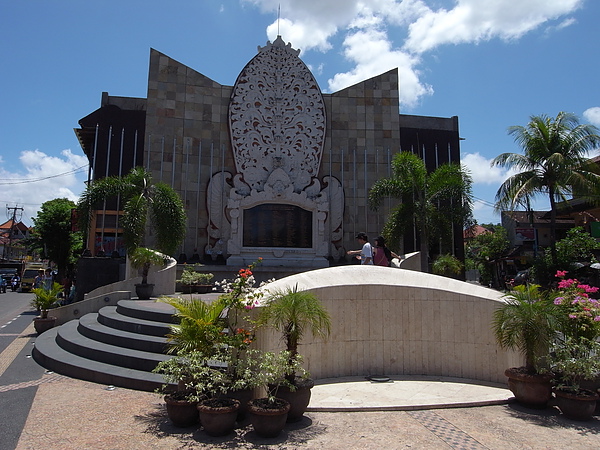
[247,0,583,108]
[404,0,583,54]
[0,149,88,226]
[462,152,518,186]
[327,28,433,107]
[583,107,600,127]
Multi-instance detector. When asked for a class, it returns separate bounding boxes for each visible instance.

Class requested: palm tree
[492,284,556,373]
[259,286,331,382]
[159,296,227,355]
[368,151,473,272]
[492,112,600,265]
[78,167,186,256]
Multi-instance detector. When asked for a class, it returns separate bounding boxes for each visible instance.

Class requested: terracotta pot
[505,367,553,408]
[164,395,199,427]
[33,316,57,335]
[219,388,254,420]
[554,388,599,421]
[270,378,314,422]
[197,398,240,436]
[248,398,290,438]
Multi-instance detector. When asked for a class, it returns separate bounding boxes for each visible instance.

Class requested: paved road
[0,291,46,450]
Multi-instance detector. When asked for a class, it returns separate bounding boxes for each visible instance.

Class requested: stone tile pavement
[13,372,600,449]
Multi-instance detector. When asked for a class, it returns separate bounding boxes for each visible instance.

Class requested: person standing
[347,232,374,265]
[33,269,45,289]
[373,236,400,267]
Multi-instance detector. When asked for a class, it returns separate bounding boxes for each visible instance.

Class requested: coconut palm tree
[492,112,600,265]
[368,151,473,272]
[77,167,186,256]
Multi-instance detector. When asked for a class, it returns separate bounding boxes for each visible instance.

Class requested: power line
[0,165,87,185]
[473,196,496,208]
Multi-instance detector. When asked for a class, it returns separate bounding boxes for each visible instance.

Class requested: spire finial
[277,4,281,36]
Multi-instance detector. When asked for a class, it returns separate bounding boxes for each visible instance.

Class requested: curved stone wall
[255,266,520,384]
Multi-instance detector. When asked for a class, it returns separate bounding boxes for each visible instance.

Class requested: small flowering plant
[214,258,268,310]
[552,270,600,341]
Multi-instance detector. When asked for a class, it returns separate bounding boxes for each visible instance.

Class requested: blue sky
[1,0,599,227]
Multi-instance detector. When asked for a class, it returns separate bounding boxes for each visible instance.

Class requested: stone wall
[254,266,520,384]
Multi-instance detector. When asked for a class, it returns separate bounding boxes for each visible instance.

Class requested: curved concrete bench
[254,266,520,384]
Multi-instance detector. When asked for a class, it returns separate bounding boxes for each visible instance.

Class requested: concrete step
[32,327,171,392]
[78,314,169,354]
[116,300,177,324]
[97,306,173,337]
[32,299,179,392]
[56,320,170,372]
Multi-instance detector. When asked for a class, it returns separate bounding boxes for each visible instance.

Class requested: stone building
[76,37,463,268]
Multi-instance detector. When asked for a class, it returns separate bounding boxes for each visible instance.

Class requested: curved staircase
[32,300,178,392]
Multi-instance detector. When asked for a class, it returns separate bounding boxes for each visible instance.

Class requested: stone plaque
[243,204,312,248]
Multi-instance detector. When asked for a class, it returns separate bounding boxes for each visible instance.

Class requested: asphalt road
[0,290,47,450]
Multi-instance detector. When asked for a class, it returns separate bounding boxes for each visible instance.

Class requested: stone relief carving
[206,37,344,267]
[228,36,326,192]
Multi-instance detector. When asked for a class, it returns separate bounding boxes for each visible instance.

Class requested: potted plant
[130,247,166,299]
[258,285,331,421]
[547,271,600,419]
[178,266,214,294]
[190,349,243,437]
[545,337,600,420]
[31,282,62,334]
[152,352,207,427]
[492,284,556,408]
[246,350,294,438]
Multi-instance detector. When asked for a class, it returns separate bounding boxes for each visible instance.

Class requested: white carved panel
[228,36,326,193]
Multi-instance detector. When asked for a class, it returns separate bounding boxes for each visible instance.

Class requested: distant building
[0,219,30,260]
[75,37,464,269]
[501,210,574,264]
[463,224,491,241]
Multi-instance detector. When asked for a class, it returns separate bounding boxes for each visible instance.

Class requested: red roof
[463,225,491,239]
[0,219,29,233]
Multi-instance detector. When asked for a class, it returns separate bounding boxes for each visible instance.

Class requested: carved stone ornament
[228,36,326,192]
[207,37,343,268]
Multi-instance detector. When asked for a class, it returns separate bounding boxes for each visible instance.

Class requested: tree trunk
[548,189,558,266]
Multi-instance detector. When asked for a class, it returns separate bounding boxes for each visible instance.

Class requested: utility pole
[4,205,24,260]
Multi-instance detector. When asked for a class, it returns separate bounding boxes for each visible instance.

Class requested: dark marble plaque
[243,204,312,248]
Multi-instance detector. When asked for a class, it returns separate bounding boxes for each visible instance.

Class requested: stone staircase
[32,300,178,392]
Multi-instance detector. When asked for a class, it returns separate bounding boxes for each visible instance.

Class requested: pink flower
[554,298,563,305]
[558,279,575,289]
[555,270,568,278]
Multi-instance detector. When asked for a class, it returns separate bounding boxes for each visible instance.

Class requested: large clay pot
[33,316,57,335]
[248,398,290,438]
[135,283,154,300]
[164,395,199,427]
[505,367,553,408]
[271,378,314,422]
[219,388,254,420]
[554,388,599,421]
[197,398,240,437]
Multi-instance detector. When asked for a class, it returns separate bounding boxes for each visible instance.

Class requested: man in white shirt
[347,232,373,265]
